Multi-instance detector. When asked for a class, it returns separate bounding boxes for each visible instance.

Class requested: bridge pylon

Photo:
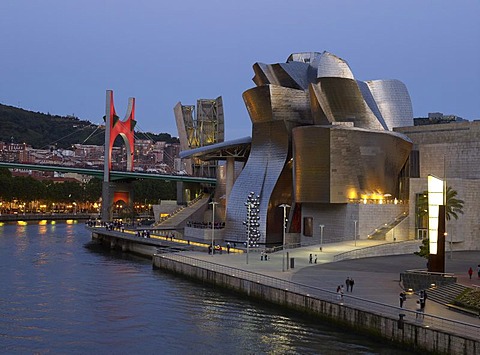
[101,90,136,222]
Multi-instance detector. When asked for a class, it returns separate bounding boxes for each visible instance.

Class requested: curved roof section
[316,51,354,79]
[250,51,413,132]
[179,136,252,161]
[366,79,414,129]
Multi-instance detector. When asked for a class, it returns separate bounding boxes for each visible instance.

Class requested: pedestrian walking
[468,267,473,279]
[399,292,406,308]
[226,242,231,254]
[345,277,351,292]
[314,254,317,264]
[415,300,424,319]
[336,285,344,302]
[350,278,355,292]
[419,292,425,310]
[309,253,313,264]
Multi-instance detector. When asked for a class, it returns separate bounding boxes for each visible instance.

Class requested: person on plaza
[415,300,424,319]
[419,291,425,310]
[345,277,351,292]
[226,242,231,254]
[468,267,473,279]
[350,278,355,292]
[260,251,264,261]
[478,264,480,279]
[314,254,317,264]
[336,285,344,301]
[399,292,406,308]
[309,253,313,264]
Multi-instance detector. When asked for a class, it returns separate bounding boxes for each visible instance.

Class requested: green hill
[0,103,178,149]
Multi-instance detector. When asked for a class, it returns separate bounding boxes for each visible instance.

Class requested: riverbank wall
[88,227,206,258]
[88,228,479,355]
[153,253,479,355]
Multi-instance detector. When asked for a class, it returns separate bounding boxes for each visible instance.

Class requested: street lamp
[279,203,290,272]
[353,220,358,246]
[319,224,325,251]
[210,201,218,256]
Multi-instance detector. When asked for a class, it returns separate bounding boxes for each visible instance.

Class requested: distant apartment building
[0,142,32,163]
[0,138,181,178]
[413,112,467,126]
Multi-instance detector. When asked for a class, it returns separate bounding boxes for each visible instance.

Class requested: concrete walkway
[180,240,480,326]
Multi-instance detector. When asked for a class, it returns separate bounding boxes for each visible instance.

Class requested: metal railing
[333,240,420,262]
[367,210,409,240]
[158,253,480,341]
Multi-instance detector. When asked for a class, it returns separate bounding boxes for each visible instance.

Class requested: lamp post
[210,201,218,256]
[279,204,290,272]
[354,220,358,246]
[319,224,324,251]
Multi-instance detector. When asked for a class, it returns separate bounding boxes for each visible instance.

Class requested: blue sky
[1,0,479,140]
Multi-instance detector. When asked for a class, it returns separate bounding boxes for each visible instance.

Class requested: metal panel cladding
[293,125,412,203]
[366,80,414,129]
[223,50,414,245]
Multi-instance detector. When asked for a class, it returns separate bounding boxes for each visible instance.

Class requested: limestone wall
[154,255,479,355]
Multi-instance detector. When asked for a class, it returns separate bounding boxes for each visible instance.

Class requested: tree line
[0,168,176,211]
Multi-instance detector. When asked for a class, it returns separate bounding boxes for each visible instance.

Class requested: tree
[414,237,430,259]
[444,185,464,221]
[414,185,464,258]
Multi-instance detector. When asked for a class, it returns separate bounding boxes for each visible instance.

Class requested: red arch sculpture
[104,90,136,173]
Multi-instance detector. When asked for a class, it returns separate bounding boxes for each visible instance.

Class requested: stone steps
[156,196,210,228]
[425,283,469,305]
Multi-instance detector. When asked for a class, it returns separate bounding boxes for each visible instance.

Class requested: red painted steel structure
[104,90,136,173]
[102,90,137,221]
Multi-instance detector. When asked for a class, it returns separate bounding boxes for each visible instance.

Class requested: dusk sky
[1,1,479,140]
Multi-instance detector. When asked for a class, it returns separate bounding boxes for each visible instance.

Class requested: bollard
[398,313,405,330]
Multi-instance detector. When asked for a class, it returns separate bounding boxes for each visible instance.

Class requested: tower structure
[101,90,137,222]
[174,97,224,177]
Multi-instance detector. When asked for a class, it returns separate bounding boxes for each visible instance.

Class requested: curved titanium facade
[223,51,413,245]
[293,126,412,203]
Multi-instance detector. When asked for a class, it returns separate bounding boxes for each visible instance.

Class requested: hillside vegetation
[0,103,178,149]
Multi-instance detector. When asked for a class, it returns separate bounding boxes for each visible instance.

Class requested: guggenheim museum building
[179,50,479,252]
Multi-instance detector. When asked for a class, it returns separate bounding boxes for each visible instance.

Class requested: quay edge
[153,253,479,355]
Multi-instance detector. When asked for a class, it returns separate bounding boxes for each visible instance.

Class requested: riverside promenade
[154,239,480,354]
[174,240,480,326]
[89,226,480,353]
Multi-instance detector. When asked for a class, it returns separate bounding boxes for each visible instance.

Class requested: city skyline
[1,1,479,139]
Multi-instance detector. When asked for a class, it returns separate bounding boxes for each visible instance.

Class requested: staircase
[425,283,469,305]
[368,211,408,240]
[154,195,210,228]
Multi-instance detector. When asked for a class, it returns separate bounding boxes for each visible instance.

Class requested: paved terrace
[91,225,480,334]
[176,239,480,327]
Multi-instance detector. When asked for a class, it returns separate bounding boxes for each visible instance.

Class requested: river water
[0,222,412,354]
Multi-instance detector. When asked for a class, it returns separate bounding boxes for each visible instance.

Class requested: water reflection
[0,222,414,354]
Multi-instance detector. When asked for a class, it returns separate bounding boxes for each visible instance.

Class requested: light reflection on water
[0,222,414,354]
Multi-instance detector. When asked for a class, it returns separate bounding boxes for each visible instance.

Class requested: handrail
[404,269,456,278]
[367,211,408,239]
[333,240,420,262]
[157,253,480,341]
